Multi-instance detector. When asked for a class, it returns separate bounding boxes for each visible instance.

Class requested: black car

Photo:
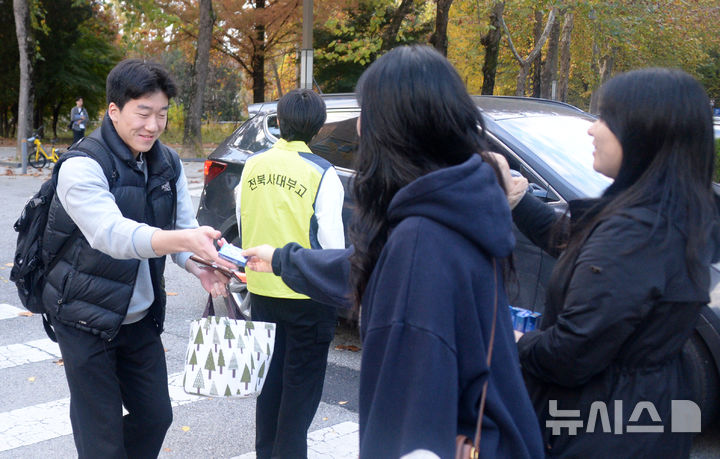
[196,94,720,426]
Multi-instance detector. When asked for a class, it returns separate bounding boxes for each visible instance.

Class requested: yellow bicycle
[27,131,63,169]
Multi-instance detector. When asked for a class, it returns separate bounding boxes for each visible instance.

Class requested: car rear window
[310,111,359,169]
[232,116,273,152]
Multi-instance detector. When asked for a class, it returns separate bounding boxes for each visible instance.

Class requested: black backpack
[10,137,117,338]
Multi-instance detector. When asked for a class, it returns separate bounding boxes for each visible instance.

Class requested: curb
[0,161,21,168]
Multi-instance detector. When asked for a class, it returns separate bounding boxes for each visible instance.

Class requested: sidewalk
[0,146,20,168]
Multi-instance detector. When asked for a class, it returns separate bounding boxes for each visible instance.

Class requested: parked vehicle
[196,94,720,426]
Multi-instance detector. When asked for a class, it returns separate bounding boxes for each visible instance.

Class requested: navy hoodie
[272,155,543,458]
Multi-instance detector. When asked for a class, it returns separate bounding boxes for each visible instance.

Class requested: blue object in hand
[509,306,541,332]
[218,243,247,267]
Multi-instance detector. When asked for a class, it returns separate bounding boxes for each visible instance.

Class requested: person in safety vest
[234,88,345,458]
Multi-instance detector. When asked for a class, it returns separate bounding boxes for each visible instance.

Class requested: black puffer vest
[42,115,180,340]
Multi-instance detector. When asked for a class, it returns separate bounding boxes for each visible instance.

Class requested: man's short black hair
[75,96,83,102]
[106,59,177,109]
[277,89,326,143]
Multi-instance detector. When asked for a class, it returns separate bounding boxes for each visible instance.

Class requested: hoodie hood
[387,154,515,258]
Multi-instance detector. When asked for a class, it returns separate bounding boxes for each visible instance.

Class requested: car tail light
[204,160,226,186]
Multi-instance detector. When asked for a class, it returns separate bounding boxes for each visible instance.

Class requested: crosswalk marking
[0,303,25,320]
[0,338,60,370]
[231,421,360,459]
[0,397,72,452]
[0,364,354,457]
[0,302,359,457]
[0,372,202,452]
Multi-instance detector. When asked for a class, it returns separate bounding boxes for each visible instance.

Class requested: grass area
[162,121,241,157]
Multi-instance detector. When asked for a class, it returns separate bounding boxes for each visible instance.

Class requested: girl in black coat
[502,68,720,457]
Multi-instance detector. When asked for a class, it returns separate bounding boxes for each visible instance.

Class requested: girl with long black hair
[346,45,542,458]
[505,67,720,457]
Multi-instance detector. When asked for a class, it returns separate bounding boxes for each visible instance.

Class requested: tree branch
[501,6,557,66]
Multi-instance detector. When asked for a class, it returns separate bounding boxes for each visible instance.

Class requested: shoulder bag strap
[473,257,499,451]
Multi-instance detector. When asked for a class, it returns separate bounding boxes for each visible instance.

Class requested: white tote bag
[183,294,276,397]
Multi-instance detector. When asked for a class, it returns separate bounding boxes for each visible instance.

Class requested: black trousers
[251,294,337,459]
[53,313,173,459]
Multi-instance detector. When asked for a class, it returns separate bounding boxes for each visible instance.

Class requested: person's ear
[108,102,120,123]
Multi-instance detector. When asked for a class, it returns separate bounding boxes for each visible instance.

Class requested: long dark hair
[555,68,716,288]
[349,45,503,307]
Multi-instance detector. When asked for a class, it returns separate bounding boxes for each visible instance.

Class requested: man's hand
[490,152,528,209]
[186,260,229,297]
[242,245,276,273]
[151,226,235,269]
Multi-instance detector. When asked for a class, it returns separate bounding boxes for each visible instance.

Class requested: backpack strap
[62,135,119,187]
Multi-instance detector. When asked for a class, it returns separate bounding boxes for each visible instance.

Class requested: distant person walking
[70,96,88,143]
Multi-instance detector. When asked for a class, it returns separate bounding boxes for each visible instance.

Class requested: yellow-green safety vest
[240,139,332,298]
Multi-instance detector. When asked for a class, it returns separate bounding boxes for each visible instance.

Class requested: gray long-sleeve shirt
[57,154,197,323]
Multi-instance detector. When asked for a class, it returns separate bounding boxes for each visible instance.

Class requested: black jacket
[513,193,718,458]
[42,115,180,340]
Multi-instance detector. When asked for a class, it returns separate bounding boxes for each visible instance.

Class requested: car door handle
[528,182,548,199]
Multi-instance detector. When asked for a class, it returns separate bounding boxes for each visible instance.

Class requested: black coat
[513,193,717,458]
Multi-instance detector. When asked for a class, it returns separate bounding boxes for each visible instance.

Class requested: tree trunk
[500,7,558,97]
[271,57,283,98]
[381,0,416,52]
[589,46,617,114]
[183,0,215,156]
[14,0,34,156]
[589,41,600,113]
[540,12,561,99]
[252,0,266,103]
[557,12,574,102]
[480,1,504,95]
[429,0,453,56]
[530,9,543,98]
[516,63,530,96]
[0,106,6,137]
[52,100,62,139]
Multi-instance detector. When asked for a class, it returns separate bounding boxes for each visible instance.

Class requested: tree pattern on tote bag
[189,350,198,370]
[194,327,204,350]
[217,349,226,374]
[228,352,239,377]
[193,370,205,394]
[224,322,235,347]
[183,316,276,398]
[205,350,216,378]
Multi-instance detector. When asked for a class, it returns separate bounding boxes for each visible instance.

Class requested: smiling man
[44,59,232,458]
